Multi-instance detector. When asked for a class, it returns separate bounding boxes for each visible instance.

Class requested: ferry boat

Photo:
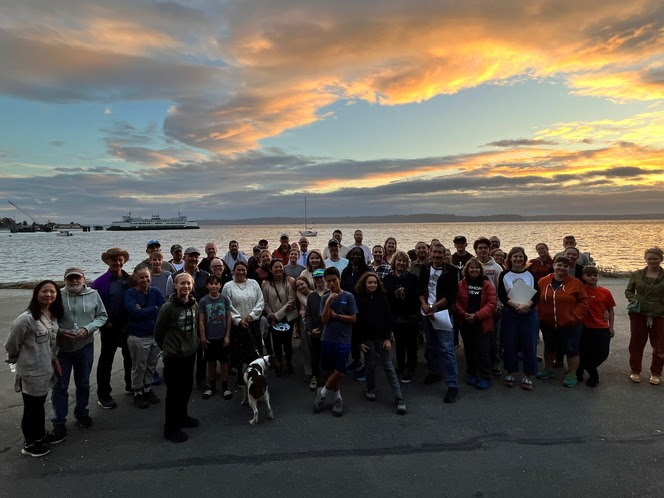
[107,213,200,231]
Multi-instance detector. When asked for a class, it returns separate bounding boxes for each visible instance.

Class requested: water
[1,220,662,283]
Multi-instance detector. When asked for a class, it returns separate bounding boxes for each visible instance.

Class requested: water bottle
[9,363,16,373]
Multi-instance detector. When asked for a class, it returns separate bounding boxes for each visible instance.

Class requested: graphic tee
[199,294,231,340]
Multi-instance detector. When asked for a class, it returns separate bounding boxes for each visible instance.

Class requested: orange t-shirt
[583,285,616,329]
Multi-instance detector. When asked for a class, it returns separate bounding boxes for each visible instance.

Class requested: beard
[66,283,84,294]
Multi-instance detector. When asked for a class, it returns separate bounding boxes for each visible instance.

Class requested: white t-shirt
[427,266,443,306]
[325,257,349,273]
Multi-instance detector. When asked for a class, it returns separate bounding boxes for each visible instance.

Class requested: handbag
[627,299,641,314]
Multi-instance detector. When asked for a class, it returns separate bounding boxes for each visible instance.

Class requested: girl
[527,243,553,281]
[262,259,297,375]
[295,276,313,384]
[5,280,64,457]
[354,273,406,415]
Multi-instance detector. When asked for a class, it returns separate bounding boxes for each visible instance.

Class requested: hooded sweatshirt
[58,285,108,352]
[538,274,589,329]
[154,295,199,358]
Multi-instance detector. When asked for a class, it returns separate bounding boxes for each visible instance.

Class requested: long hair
[389,250,411,271]
[306,249,325,272]
[355,272,385,296]
[266,258,284,282]
[28,280,64,321]
[347,247,369,272]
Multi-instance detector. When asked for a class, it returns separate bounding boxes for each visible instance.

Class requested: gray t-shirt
[198,294,231,340]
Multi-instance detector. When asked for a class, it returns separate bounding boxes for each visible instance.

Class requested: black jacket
[416,263,459,309]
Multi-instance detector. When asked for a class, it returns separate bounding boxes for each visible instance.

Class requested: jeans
[364,339,403,399]
[22,393,47,445]
[163,354,195,433]
[52,342,94,425]
[501,307,539,376]
[422,317,458,388]
[490,315,502,366]
[96,324,132,398]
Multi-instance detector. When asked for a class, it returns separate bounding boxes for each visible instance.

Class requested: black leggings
[392,316,419,373]
[578,327,611,377]
[271,326,293,364]
[163,354,195,433]
[22,393,47,445]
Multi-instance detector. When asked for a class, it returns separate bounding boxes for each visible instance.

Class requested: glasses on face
[65,275,82,281]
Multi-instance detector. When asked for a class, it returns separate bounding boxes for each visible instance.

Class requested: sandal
[503,374,515,387]
[520,376,533,390]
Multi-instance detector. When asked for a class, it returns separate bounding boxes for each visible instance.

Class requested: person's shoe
[490,367,502,377]
[466,375,477,386]
[181,416,199,428]
[309,376,318,391]
[354,371,367,382]
[576,369,585,383]
[536,369,554,380]
[223,390,233,400]
[586,376,599,388]
[365,389,376,401]
[143,390,160,404]
[346,360,363,373]
[164,429,188,443]
[553,360,564,368]
[22,441,51,457]
[395,398,407,415]
[520,376,533,391]
[97,396,117,410]
[649,375,661,385]
[562,373,578,388]
[313,388,326,413]
[476,379,490,390]
[536,355,543,363]
[503,374,515,387]
[41,427,66,445]
[332,397,344,417]
[134,393,150,409]
[77,415,93,428]
[124,385,133,394]
[202,389,214,400]
[152,370,162,386]
[443,387,458,403]
[629,373,641,383]
[423,373,442,385]
[400,371,414,384]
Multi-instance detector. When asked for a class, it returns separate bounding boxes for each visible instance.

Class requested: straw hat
[101,247,130,264]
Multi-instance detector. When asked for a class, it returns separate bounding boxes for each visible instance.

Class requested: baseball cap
[147,240,161,248]
[328,238,339,247]
[280,233,289,240]
[312,269,325,278]
[64,267,85,278]
[170,244,183,253]
[453,235,467,243]
[184,246,201,255]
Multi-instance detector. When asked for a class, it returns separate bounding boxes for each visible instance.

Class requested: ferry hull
[107,225,200,231]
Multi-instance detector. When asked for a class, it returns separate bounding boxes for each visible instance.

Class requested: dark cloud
[484,139,558,147]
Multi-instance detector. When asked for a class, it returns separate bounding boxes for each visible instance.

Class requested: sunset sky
[1,0,663,223]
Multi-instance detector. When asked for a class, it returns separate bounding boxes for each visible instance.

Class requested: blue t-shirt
[320,290,358,345]
[199,294,230,340]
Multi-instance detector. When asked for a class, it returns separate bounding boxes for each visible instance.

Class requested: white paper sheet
[507,279,537,305]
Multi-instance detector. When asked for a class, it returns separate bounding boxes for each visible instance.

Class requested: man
[554,235,592,266]
[325,239,349,272]
[451,235,472,271]
[297,237,310,266]
[209,257,232,287]
[418,243,460,403]
[169,244,185,271]
[351,229,372,264]
[222,240,248,271]
[247,245,262,280]
[198,242,218,273]
[258,239,269,250]
[410,241,430,277]
[135,240,176,273]
[272,234,291,265]
[92,247,132,410]
[489,236,501,251]
[49,267,107,442]
[323,229,349,259]
[370,245,392,280]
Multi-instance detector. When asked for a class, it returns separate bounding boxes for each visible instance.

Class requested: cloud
[484,139,559,148]
[49,140,64,147]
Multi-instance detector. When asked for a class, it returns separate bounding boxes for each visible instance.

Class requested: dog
[241,355,280,425]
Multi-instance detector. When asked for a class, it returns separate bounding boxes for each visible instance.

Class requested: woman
[625,247,664,385]
[528,243,554,281]
[383,251,420,383]
[5,281,63,457]
[155,273,199,443]
[262,259,297,374]
[254,249,273,285]
[490,248,506,268]
[355,273,406,414]
[222,261,265,383]
[456,259,497,390]
[124,268,164,409]
[299,249,325,287]
[384,237,398,264]
[498,247,540,390]
[295,276,313,383]
[563,247,585,279]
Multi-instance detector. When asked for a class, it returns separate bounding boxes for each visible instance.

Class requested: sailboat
[298,196,317,237]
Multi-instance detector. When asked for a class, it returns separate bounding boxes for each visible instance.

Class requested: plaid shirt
[371,262,393,280]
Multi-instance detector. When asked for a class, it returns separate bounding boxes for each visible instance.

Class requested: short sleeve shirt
[199,294,231,340]
[320,290,358,344]
[583,286,616,329]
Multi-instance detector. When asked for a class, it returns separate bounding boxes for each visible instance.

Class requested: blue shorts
[321,340,351,373]
[541,324,582,356]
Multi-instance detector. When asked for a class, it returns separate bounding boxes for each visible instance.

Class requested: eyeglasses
[65,274,83,280]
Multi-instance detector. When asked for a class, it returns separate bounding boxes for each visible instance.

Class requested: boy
[198,275,232,400]
[313,267,358,417]
[149,251,171,298]
[577,266,616,387]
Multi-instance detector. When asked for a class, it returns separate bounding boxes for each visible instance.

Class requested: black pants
[392,315,419,373]
[22,393,47,445]
[195,345,206,385]
[163,354,195,433]
[578,327,611,378]
[310,334,322,377]
[460,326,492,380]
[97,324,132,398]
[351,324,362,364]
[271,326,293,364]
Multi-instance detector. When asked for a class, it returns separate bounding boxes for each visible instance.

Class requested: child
[295,276,313,384]
[355,273,406,414]
[577,266,616,387]
[198,275,232,400]
[149,251,171,298]
[313,267,358,417]
[304,269,326,391]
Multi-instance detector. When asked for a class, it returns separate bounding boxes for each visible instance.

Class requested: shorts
[541,324,581,356]
[321,340,351,373]
[204,338,228,363]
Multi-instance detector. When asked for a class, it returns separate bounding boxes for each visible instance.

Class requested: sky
[1,0,663,223]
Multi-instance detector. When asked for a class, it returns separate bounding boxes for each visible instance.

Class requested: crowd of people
[5,230,664,456]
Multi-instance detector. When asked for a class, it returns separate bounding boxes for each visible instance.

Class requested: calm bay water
[1,220,662,283]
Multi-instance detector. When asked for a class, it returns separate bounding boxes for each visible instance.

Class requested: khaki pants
[127,335,160,390]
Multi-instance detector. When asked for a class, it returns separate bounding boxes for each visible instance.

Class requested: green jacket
[625,268,664,317]
[154,295,199,358]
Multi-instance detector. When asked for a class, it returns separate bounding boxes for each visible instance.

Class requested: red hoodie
[537,274,589,329]
[455,278,496,334]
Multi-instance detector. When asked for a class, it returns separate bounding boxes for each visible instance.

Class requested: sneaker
[443,387,458,403]
[650,375,661,385]
[355,371,367,382]
[423,373,442,385]
[143,390,160,404]
[97,396,117,410]
[536,355,543,363]
[152,370,162,386]
[309,376,318,391]
[124,386,133,394]
[77,415,93,428]
[503,374,515,387]
[22,441,50,457]
[466,375,477,386]
[202,389,214,400]
[365,389,376,401]
[562,373,577,388]
[476,379,490,390]
[181,416,199,428]
[41,426,66,445]
[332,397,344,417]
[490,367,502,377]
[520,376,533,391]
[629,373,641,383]
[400,371,414,384]
[134,393,150,409]
[536,369,554,380]
[164,429,188,443]
[223,390,233,400]
[313,388,326,413]
[553,360,564,368]
[395,398,407,415]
